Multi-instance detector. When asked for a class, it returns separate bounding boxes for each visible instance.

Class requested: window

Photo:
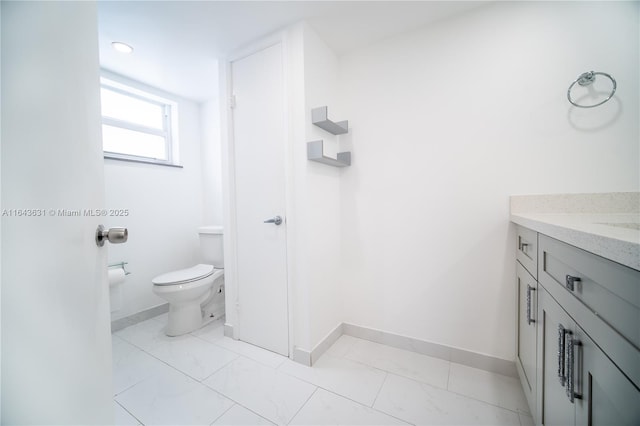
[100,78,178,165]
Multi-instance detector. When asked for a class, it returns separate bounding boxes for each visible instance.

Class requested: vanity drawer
[538,234,640,350]
[516,225,538,279]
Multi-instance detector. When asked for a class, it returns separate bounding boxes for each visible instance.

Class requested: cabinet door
[574,329,640,425]
[538,286,575,425]
[516,262,537,414]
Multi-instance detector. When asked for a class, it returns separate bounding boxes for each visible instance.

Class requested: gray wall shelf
[311,106,349,135]
[307,140,351,167]
[308,106,352,167]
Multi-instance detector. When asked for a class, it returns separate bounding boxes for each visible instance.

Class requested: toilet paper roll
[108,268,126,287]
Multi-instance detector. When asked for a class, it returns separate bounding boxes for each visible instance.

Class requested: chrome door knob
[95,225,128,247]
[263,216,283,226]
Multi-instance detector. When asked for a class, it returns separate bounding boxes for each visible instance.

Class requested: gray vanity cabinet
[537,286,575,425]
[515,225,539,415]
[575,326,640,425]
[515,224,640,425]
[538,286,640,425]
[516,261,537,414]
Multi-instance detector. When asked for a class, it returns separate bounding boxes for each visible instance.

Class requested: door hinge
[230,95,237,109]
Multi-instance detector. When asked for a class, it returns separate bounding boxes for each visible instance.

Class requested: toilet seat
[152,264,215,286]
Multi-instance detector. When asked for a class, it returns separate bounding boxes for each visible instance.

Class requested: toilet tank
[198,226,224,267]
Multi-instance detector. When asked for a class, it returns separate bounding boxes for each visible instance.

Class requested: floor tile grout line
[518,411,535,426]
[315,387,415,426]
[208,339,288,370]
[273,364,385,410]
[226,403,276,426]
[207,401,235,426]
[286,386,319,425]
[114,398,145,425]
[188,331,289,370]
[370,371,388,408]
[199,380,279,425]
[200,354,266,384]
[121,341,211,383]
[114,377,148,399]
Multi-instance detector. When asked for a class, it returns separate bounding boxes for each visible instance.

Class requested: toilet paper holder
[108,261,131,275]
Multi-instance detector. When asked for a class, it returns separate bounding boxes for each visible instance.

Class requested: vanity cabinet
[538,286,640,425]
[515,225,640,425]
[515,225,538,415]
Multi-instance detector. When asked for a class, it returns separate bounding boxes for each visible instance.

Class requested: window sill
[104,154,183,168]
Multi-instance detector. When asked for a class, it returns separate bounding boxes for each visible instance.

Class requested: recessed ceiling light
[111,42,133,54]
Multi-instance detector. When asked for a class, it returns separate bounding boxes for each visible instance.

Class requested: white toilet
[152,226,224,336]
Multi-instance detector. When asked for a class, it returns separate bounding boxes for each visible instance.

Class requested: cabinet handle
[558,324,567,386]
[565,332,582,403]
[519,241,529,251]
[565,275,581,291]
[526,285,536,325]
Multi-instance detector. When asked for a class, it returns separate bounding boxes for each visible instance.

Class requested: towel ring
[567,71,616,108]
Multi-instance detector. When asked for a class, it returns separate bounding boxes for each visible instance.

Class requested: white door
[231,44,289,356]
[2,2,113,424]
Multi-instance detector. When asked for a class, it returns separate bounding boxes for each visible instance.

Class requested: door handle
[565,332,582,403]
[95,225,128,247]
[558,324,567,386]
[565,275,581,291]
[526,285,536,325]
[263,216,283,226]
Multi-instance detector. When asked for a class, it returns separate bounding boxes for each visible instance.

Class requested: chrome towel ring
[567,71,616,108]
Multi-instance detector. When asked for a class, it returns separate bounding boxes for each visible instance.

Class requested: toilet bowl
[152,264,224,336]
[152,226,225,336]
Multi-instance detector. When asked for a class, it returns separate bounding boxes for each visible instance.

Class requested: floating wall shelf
[311,106,349,135]
[307,140,351,167]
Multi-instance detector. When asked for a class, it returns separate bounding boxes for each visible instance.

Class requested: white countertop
[510,193,639,271]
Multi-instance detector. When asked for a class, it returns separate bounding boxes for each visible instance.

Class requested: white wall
[337,1,639,361]
[201,99,224,226]
[283,23,344,355]
[301,25,345,349]
[103,72,206,321]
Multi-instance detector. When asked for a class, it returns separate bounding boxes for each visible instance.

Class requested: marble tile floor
[112,315,533,426]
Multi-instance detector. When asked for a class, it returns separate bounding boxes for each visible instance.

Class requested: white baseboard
[223,322,235,338]
[110,303,169,333]
[310,323,344,365]
[342,323,517,378]
[292,321,516,378]
[291,347,311,366]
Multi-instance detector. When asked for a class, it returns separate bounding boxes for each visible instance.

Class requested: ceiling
[98,1,487,102]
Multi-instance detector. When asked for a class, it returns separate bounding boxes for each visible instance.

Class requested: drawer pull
[558,324,567,386]
[526,285,536,325]
[565,332,582,403]
[565,275,581,291]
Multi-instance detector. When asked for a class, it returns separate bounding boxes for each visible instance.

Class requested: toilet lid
[152,264,215,286]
